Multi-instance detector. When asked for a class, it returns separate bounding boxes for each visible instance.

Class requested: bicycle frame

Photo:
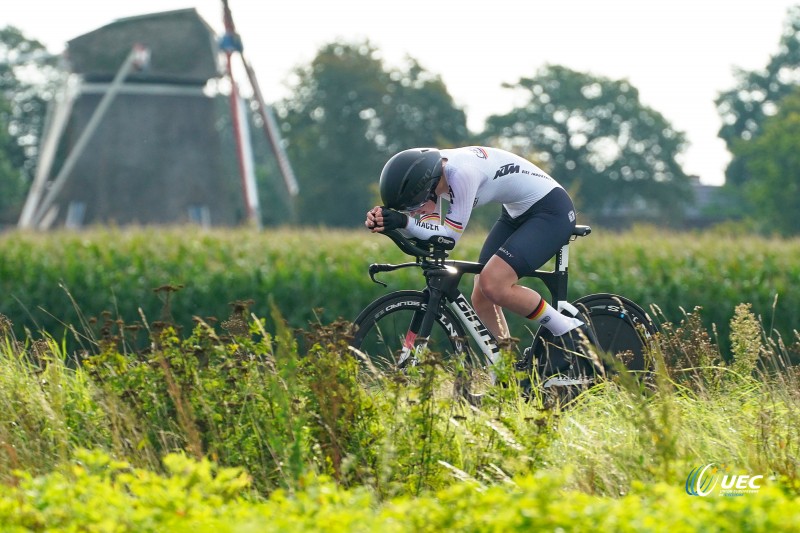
[379,229,589,368]
[357,225,658,383]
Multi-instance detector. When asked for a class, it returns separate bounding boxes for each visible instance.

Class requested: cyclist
[365,146,596,384]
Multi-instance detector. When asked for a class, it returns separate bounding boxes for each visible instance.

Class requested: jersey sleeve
[403,164,479,242]
[404,211,460,240]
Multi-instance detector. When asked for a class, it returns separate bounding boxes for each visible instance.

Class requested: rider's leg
[471,274,510,339]
[473,210,516,340]
[475,256,582,335]
[474,192,582,339]
[476,188,583,336]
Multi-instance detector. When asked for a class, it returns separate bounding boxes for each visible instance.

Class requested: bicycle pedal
[542,374,594,388]
[514,350,530,372]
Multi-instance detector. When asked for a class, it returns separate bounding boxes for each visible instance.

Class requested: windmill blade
[221,0,299,198]
[220,0,260,226]
[18,71,78,228]
[30,46,144,229]
[240,56,299,196]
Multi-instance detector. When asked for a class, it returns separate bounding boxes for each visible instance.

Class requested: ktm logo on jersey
[494,163,520,179]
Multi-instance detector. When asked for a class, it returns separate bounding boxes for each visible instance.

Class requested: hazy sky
[6,0,800,185]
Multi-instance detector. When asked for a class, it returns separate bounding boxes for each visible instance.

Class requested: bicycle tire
[350,290,470,370]
[527,293,656,377]
[573,293,656,372]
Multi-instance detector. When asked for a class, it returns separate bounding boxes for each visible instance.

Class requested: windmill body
[19,6,297,229]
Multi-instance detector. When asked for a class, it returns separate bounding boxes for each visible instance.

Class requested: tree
[0,26,58,223]
[276,41,470,226]
[0,95,21,217]
[730,89,800,235]
[715,6,800,228]
[482,65,692,221]
[716,6,800,188]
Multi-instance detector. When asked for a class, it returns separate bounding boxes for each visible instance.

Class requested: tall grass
[1,294,798,499]
[1,226,799,527]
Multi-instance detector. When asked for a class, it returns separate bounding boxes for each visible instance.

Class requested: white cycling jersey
[403,146,563,242]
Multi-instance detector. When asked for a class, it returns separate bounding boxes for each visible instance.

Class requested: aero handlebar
[382,229,455,259]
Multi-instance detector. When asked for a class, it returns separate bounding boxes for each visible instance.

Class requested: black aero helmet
[379,148,443,210]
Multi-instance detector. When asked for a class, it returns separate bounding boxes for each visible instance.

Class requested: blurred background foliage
[2,6,800,232]
[0,227,797,363]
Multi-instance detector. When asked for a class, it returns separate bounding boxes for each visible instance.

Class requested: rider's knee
[476,273,507,305]
[471,282,489,308]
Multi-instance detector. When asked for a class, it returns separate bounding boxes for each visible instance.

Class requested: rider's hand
[364,206,407,232]
[379,207,408,231]
[365,206,382,231]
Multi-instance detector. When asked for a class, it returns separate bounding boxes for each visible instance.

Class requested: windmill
[17,5,298,230]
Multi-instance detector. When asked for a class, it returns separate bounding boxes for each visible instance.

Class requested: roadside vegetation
[0,227,798,529]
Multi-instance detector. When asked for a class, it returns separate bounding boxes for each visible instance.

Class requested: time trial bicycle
[350,225,657,398]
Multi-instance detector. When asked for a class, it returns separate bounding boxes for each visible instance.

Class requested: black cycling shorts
[478,187,577,278]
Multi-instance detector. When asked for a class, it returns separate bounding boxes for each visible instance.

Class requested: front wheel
[350,290,470,371]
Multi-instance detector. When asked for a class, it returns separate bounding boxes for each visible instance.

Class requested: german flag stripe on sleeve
[444,217,463,232]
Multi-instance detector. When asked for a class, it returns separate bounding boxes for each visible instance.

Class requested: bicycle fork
[396,288,444,367]
[397,270,502,372]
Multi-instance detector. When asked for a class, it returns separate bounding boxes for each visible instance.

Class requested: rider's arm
[404,210,459,240]
[403,164,479,242]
